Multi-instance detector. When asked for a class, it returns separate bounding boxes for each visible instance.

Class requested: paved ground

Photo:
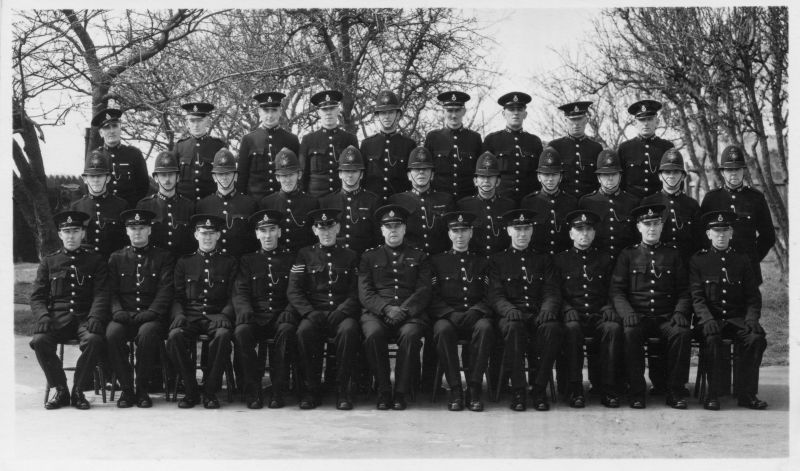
[10,335,791,464]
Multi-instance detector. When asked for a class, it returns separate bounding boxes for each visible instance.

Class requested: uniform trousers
[234,321,296,396]
[106,320,165,392]
[432,317,495,388]
[563,314,623,395]
[624,315,691,397]
[30,318,105,391]
[167,319,231,396]
[498,318,563,391]
[361,314,425,395]
[297,317,359,392]
[701,320,766,397]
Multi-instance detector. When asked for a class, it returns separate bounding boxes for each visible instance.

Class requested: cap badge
[513,95,519,102]
[641,104,646,112]
[451,94,457,102]
[205,219,211,226]
[105,113,110,122]
[647,209,654,216]
[134,213,141,221]
[321,213,328,221]
[193,105,198,113]
[325,94,330,102]
[574,105,580,113]
[581,214,587,222]
[457,214,464,222]
[718,214,724,222]
[518,214,525,222]
[389,210,395,218]
[66,216,73,224]
[262,214,269,222]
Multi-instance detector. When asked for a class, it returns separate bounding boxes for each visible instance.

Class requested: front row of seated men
[30,201,768,412]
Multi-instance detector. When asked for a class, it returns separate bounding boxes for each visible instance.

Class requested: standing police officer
[618,100,675,199]
[547,101,603,199]
[237,92,300,199]
[90,108,149,208]
[174,102,228,201]
[482,92,543,202]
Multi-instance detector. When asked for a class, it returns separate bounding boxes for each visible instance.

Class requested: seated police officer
[287,209,361,410]
[690,211,767,410]
[168,214,238,409]
[430,211,495,412]
[359,204,432,410]
[30,211,109,410]
[106,209,175,408]
[233,209,298,409]
[610,204,692,409]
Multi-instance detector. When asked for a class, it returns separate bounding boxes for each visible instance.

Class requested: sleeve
[131,147,149,204]
[755,193,776,262]
[108,255,125,315]
[88,258,110,323]
[672,253,691,316]
[358,253,388,316]
[610,250,635,318]
[287,251,315,316]
[147,252,175,323]
[487,256,518,317]
[689,255,714,325]
[171,259,186,320]
[423,131,434,153]
[347,132,359,149]
[29,260,52,322]
[400,254,432,318]
[236,135,252,193]
[220,259,238,320]
[232,259,254,322]
[335,257,361,318]
[538,255,561,317]
[741,255,763,321]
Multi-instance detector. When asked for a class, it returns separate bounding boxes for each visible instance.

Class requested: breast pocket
[209,275,230,299]
[49,271,68,298]
[185,275,201,299]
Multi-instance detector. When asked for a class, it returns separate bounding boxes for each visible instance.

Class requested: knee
[473,318,494,337]
[214,328,232,343]
[83,332,105,349]
[105,322,126,343]
[167,328,184,345]
[137,321,163,339]
[337,318,359,338]
[433,320,455,341]
[29,333,54,351]
[624,326,643,343]
[564,321,583,337]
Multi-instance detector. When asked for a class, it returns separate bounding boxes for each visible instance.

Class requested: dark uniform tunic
[29,247,109,390]
[173,134,228,201]
[106,245,174,392]
[521,190,579,255]
[578,189,640,258]
[196,190,259,258]
[299,127,359,197]
[287,243,360,392]
[690,247,765,397]
[641,189,702,261]
[424,127,483,200]
[456,194,516,256]
[237,126,300,200]
[95,143,149,208]
[259,189,319,253]
[319,188,381,254]
[488,248,562,391]
[358,244,431,394]
[136,192,197,256]
[610,242,692,397]
[618,135,674,199]
[430,250,494,388]
[168,248,238,396]
[389,189,454,256]
[482,128,542,201]
[360,131,415,199]
[232,247,297,397]
[547,136,602,198]
[70,193,129,259]
[700,186,776,285]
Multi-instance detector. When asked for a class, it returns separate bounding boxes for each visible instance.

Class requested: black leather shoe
[601,394,620,408]
[467,386,484,412]
[247,397,263,409]
[203,394,220,409]
[71,391,90,410]
[666,393,688,409]
[299,393,317,410]
[268,393,285,409]
[45,386,70,410]
[533,394,550,411]
[116,390,135,408]
[178,392,200,409]
[392,393,407,410]
[336,391,353,410]
[448,386,464,411]
[704,396,721,411]
[737,394,768,410]
[629,397,646,409]
[376,392,391,411]
[136,390,153,408]
[569,394,586,408]
[510,390,526,412]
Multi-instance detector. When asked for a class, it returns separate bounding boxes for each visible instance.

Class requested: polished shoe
[136,390,153,408]
[532,394,550,412]
[509,390,526,412]
[177,392,201,409]
[268,393,285,409]
[299,393,317,410]
[116,389,135,408]
[392,393,407,411]
[737,394,768,410]
[629,397,646,409]
[666,392,688,409]
[246,397,264,409]
[71,391,90,410]
[703,396,721,411]
[376,392,392,411]
[467,386,484,412]
[448,386,464,411]
[569,394,586,408]
[44,386,71,410]
[600,394,620,408]
[336,390,353,410]
[203,394,220,409]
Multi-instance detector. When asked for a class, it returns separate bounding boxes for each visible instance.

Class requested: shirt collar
[505,127,524,134]
[88,192,109,200]
[157,192,177,201]
[131,244,150,254]
[640,241,662,250]
[343,187,362,197]
[412,187,431,197]
[216,189,237,200]
[197,248,220,257]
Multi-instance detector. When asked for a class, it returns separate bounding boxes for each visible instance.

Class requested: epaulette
[176,135,190,142]
[45,248,62,257]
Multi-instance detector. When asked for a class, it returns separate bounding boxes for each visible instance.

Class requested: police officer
[299,90,359,197]
[30,211,108,410]
[700,145,776,285]
[168,214,238,409]
[610,204,692,409]
[196,149,259,257]
[90,108,149,208]
[173,102,228,201]
[70,149,129,259]
[136,151,197,256]
[237,92,300,199]
[690,211,767,410]
[424,91,483,200]
[430,211,495,412]
[641,149,702,262]
[456,151,516,256]
[259,147,319,253]
[360,90,416,199]
[319,146,382,254]
[287,209,361,410]
[618,100,675,198]
[482,92,543,201]
[554,210,623,408]
[578,149,641,258]
[488,209,562,412]
[547,101,603,198]
[106,209,174,408]
[388,146,454,256]
[521,147,579,255]
[358,204,431,410]
[233,209,298,409]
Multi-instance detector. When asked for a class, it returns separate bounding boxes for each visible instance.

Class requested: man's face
[213,171,236,192]
[507,225,533,250]
[126,224,151,247]
[259,107,281,128]
[99,122,122,146]
[186,115,210,137]
[474,175,499,196]
[277,172,300,192]
[313,223,340,247]
[721,168,744,188]
[256,225,281,250]
[597,173,621,192]
[339,169,362,190]
[155,172,178,192]
[502,107,527,130]
[636,115,658,137]
[376,110,400,132]
[444,107,466,129]
[381,222,406,247]
[659,170,684,190]
[83,174,110,195]
[538,172,562,192]
[408,168,433,189]
[449,227,472,252]
[566,115,587,137]
[317,105,340,128]
[707,227,733,250]
[195,228,220,251]
[637,219,663,245]
[570,226,596,250]
[59,227,84,251]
